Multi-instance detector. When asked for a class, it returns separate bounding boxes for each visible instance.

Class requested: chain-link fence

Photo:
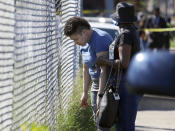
[0,0,81,130]
[59,0,81,111]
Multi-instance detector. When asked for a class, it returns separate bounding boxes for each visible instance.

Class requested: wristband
[98,93,104,97]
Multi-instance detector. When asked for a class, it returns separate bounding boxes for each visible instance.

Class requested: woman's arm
[118,44,132,69]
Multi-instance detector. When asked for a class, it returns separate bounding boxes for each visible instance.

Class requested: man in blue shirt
[64,16,113,131]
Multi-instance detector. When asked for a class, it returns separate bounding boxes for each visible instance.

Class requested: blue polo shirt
[80,28,113,78]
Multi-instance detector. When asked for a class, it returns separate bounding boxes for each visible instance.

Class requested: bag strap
[104,61,123,92]
[104,62,114,91]
[115,61,122,91]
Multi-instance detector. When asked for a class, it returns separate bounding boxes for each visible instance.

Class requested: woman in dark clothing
[96,2,141,131]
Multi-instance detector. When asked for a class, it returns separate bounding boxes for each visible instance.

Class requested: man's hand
[81,92,88,107]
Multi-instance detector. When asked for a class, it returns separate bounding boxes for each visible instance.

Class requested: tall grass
[56,68,96,131]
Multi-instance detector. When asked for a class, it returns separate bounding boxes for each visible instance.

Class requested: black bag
[98,62,122,128]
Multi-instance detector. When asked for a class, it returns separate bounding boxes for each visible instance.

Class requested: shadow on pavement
[138,95,175,111]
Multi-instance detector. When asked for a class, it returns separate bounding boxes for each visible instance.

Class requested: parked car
[84,17,119,40]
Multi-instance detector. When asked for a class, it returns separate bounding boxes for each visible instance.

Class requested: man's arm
[96,51,108,111]
[81,63,91,107]
[96,51,108,94]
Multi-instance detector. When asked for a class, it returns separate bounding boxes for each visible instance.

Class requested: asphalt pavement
[136,95,175,131]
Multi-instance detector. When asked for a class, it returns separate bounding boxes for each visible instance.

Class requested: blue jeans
[140,37,148,51]
[115,76,142,131]
[91,77,110,131]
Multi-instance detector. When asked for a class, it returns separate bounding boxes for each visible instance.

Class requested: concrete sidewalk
[136,95,175,131]
[135,49,175,131]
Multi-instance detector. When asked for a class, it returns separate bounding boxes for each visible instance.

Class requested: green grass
[56,68,96,131]
[19,67,116,131]
[56,67,117,131]
[21,123,49,131]
[170,37,175,48]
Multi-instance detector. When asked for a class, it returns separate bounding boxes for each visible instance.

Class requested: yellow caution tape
[83,10,114,14]
[142,27,175,32]
[83,10,100,14]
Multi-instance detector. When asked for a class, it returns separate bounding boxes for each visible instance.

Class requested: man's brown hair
[64,16,91,36]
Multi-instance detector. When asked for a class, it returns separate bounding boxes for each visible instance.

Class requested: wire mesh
[0,0,14,130]
[0,0,80,130]
[59,0,81,110]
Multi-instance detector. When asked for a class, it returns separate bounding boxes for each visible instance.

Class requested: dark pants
[115,76,142,131]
